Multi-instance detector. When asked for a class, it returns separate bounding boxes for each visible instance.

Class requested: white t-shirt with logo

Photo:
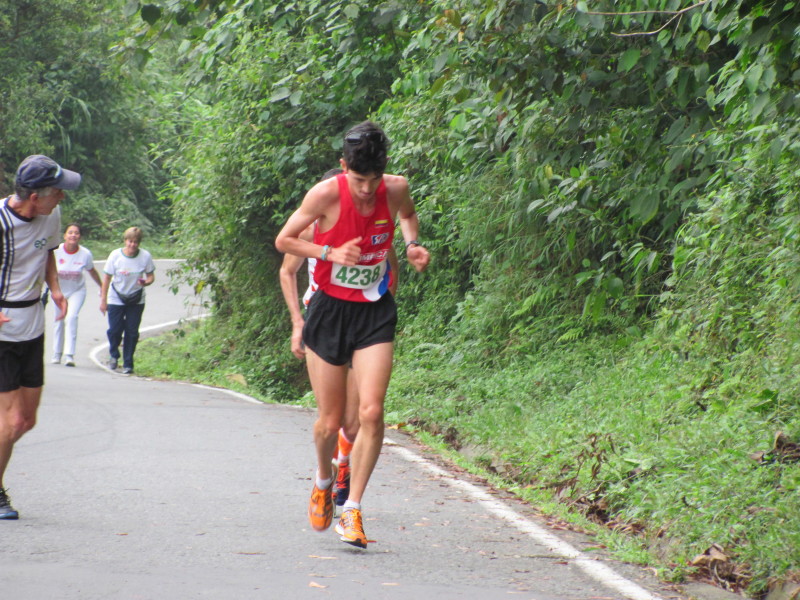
[103,248,155,305]
[55,243,95,297]
[0,197,61,342]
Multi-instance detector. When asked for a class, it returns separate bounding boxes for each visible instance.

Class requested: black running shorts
[0,335,45,392]
[303,291,397,366]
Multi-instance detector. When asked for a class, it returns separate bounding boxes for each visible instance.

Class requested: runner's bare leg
[306,349,348,481]
[347,342,394,504]
[0,387,41,485]
[342,368,360,441]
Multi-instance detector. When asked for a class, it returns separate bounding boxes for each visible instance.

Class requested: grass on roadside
[135,318,314,408]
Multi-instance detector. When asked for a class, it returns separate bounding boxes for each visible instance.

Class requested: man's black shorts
[0,335,45,392]
[303,291,397,366]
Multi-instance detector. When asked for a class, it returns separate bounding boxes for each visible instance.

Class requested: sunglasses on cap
[345,131,386,145]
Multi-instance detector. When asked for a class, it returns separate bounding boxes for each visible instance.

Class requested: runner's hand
[329,237,362,266]
[0,312,9,327]
[291,324,305,360]
[52,290,68,321]
[407,244,430,272]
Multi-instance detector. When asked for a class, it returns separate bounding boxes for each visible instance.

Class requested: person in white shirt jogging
[50,223,102,367]
[0,154,80,520]
[99,227,155,376]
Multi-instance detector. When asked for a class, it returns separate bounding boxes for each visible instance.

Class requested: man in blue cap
[0,154,81,520]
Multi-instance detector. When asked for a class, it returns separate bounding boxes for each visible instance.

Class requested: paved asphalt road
[1,260,689,600]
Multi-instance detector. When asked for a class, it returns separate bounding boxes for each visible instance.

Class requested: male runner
[276,121,429,548]
[279,168,398,508]
[0,155,79,519]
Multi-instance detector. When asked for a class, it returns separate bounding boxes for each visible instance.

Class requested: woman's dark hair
[342,121,389,175]
[65,223,82,234]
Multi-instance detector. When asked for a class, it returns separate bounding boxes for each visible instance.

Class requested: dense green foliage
[0,0,169,237]
[5,0,798,595]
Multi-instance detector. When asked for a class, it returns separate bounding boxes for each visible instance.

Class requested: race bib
[331,260,387,290]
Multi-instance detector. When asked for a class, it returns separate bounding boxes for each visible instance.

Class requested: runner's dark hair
[343,121,388,175]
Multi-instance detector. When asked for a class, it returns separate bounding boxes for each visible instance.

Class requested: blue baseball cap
[15,155,81,191]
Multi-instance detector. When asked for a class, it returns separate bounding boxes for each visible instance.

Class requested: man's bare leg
[305,348,349,531]
[347,342,393,505]
[333,368,361,506]
[341,368,360,444]
[306,350,348,481]
[0,387,41,486]
[0,387,41,519]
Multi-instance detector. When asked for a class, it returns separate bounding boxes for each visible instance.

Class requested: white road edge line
[92,311,663,600]
[387,443,664,600]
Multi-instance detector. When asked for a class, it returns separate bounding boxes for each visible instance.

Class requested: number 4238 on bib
[331,261,387,290]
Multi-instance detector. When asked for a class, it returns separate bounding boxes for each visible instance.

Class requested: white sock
[316,474,333,490]
[342,499,361,512]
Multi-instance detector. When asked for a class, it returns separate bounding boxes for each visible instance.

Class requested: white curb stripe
[389,444,664,600]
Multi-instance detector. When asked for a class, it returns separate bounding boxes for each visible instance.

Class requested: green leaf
[631,196,659,224]
[750,92,772,120]
[762,66,777,89]
[373,4,402,26]
[140,4,161,25]
[663,117,687,144]
[665,66,679,87]
[696,30,711,52]
[694,62,709,85]
[449,112,466,131]
[690,10,702,33]
[433,51,450,74]
[606,276,624,299]
[430,75,447,94]
[123,0,140,18]
[344,4,359,19]
[130,47,151,69]
[444,9,461,28]
[769,137,785,160]
[618,48,641,73]
[269,87,292,102]
[745,64,763,93]
[289,90,303,106]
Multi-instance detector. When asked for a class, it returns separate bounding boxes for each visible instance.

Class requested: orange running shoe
[308,462,338,531]
[335,508,367,549]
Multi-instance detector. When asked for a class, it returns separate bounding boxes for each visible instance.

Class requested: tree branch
[582,1,710,37]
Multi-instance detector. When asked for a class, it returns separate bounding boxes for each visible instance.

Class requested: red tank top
[313,173,393,302]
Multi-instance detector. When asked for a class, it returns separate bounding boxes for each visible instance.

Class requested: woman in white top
[51,223,102,366]
[99,227,155,375]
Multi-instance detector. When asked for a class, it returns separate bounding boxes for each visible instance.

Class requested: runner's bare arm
[390,177,430,273]
[99,273,111,315]
[88,267,103,288]
[279,226,312,359]
[388,245,400,296]
[276,181,361,266]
